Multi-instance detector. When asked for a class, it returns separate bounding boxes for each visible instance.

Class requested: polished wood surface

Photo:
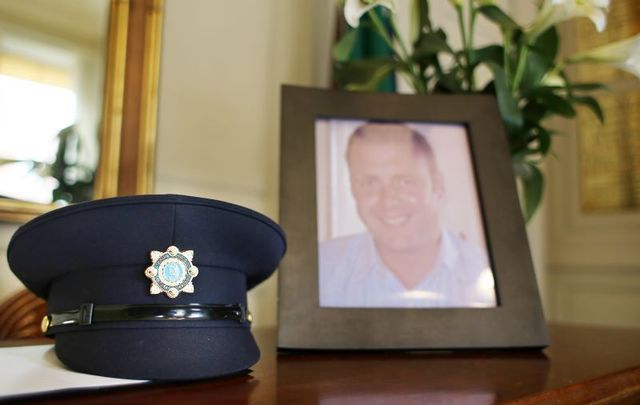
[4,324,640,404]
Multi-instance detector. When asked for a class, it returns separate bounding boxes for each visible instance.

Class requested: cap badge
[145,246,199,298]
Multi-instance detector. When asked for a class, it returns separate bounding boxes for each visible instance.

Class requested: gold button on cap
[41,315,50,333]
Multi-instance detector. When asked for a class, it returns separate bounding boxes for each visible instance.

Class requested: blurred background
[0,0,638,330]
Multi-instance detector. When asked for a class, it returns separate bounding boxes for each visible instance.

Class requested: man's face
[347,128,442,252]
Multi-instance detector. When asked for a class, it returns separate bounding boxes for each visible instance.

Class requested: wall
[542,7,640,328]
[546,106,640,328]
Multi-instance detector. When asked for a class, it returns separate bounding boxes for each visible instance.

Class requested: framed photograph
[278,85,547,349]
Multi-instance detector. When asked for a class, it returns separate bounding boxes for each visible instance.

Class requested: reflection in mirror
[0,0,109,205]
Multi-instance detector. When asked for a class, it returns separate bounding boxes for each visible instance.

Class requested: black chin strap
[42,303,250,335]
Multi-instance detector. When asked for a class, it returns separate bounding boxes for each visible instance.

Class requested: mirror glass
[0,0,109,205]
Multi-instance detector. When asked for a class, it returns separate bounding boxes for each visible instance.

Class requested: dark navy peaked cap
[8,194,286,380]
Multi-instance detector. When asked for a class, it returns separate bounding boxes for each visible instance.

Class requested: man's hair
[346,122,439,175]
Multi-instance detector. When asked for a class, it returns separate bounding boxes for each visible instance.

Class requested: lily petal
[527,0,610,38]
[344,0,396,28]
[567,33,640,79]
[542,72,566,87]
[592,0,611,8]
[586,7,607,32]
[616,38,640,78]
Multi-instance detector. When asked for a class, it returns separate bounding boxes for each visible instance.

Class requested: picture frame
[278,85,548,350]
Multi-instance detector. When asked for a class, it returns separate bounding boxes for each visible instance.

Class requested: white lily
[344,0,396,28]
[567,33,640,78]
[527,0,610,39]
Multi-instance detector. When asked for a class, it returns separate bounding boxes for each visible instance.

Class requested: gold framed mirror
[0,0,163,222]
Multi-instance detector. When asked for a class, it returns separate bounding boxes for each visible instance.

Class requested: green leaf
[522,101,548,124]
[414,31,453,56]
[537,127,552,156]
[522,85,561,99]
[469,45,504,67]
[488,63,524,136]
[531,27,558,66]
[525,126,553,156]
[572,96,605,123]
[513,161,544,222]
[411,0,432,45]
[477,5,519,32]
[570,82,607,91]
[333,59,399,91]
[523,163,544,222]
[520,49,550,89]
[332,29,358,62]
[536,93,576,117]
[481,80,495,94]
[433,70,463,93]
[521,27,559,89]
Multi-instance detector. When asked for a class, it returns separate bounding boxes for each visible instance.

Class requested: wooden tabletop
[5,323,640,404]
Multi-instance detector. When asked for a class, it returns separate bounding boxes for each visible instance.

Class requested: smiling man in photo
[319,122,496,308]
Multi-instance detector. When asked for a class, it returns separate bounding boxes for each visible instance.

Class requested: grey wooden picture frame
[278,85,547,350]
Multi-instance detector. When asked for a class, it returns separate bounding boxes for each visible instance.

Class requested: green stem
[390,14,425,91]
[369,8,425,92]
[553,60,567,72]
[503,30,513,85]
[413,73,428,92]
[390,17,411,61]
[467,0,477,91]
[423,0,433,32]
[455,5,467,90]
[467,0,475,49]
[455,6,469,88]
[456,4,468,54]
[512,44,530,92]
[367,10,401,59]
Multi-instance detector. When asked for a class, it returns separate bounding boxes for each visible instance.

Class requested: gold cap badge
[145,246,198,298]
